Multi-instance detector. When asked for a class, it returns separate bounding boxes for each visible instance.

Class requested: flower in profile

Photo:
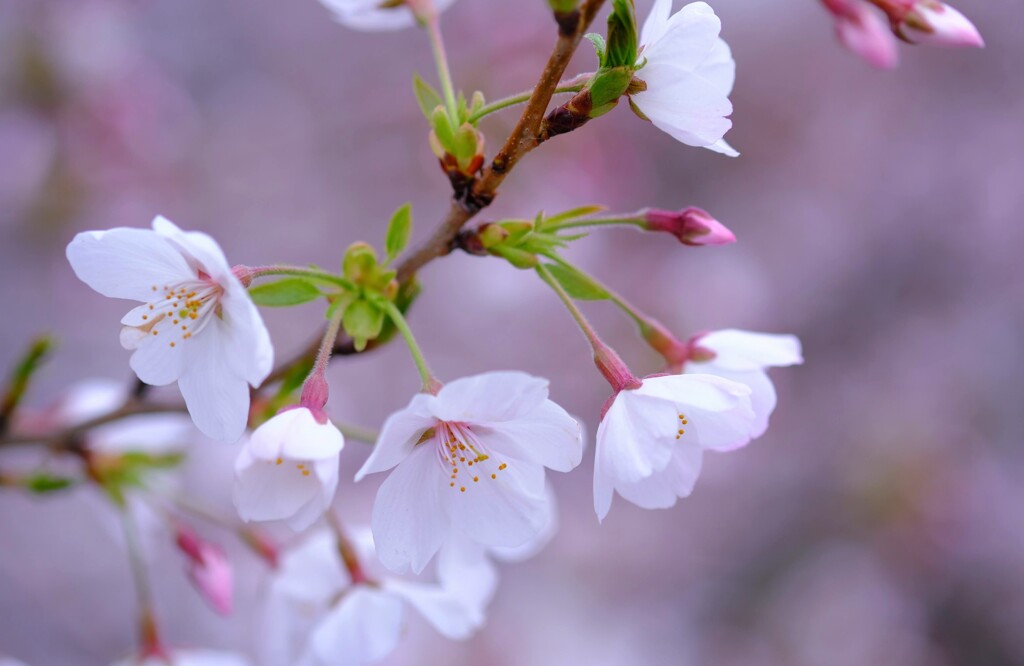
[263,527,496,666]
[66,216,273,442]
[630,1,738,156]
[356,371,582,574]
[233,407,344,532]
[887,0,984,48]
[109,649,252,666]
[644,207,736,246]
[594,374,755,520]
[175,524,233,616]
[319,0,457,32]
[683,329,803,440]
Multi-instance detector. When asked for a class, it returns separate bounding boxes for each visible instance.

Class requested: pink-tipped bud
[644,207,736,247]
[240,527,280,568]
[824,0,900,69]
[175,526,233,616]
[898,1,984,48]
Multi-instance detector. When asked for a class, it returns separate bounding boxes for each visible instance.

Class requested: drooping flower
[356,371,582,574]
[594,373,756,520]
[175,524,234,615]
[684,329,803,441]
[65,216,273,442]
[109,649,252,666]
[233,407,344,532]
[263,527,496,666]
[630,1,738,156]
[319,0,457,32]
[887,0,984,48]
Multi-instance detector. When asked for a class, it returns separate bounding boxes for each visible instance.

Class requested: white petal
[233,447,322,524]
[705,138,740,157]
[385,578,488,640]
[437,532,499,610]
[286,455,339,532]
[250,409,344,461]
[642,1,720,71]
[447,458,548,549]
[633,67,733,148]
[308,588,404,665]
[473,399,583,473]
[275,530,349,604]
[355,393,436,481]
[152,216,233,283]
[371,443,449,574]
[177,321,251,442]
[643,374,755,451]
[128,329,185,386]
[698,368,776,442]
[701,37,736,95]
[614,443,703,510]
[432,371,549,424]
[66,227,192,302]
[594,391,677,486]
[696,329,804,372]
[488,482,559,562]
[218,282,274,388]
[639,0,674,49]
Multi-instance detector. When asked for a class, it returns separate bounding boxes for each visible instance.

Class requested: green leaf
[606,0,638,69]
[587,66,632,110]
[385,204,413,263]
[546,262,610,300]
[249,278,322,307]
[492,245,539,270]
[542,204,608,229]
[342,242,379,283]
[413,74,443,121]
[24,473,75,494]
[584,33,607,65]
[342,299,385,352]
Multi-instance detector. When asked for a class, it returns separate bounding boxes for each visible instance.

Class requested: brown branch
[0,401,187,449]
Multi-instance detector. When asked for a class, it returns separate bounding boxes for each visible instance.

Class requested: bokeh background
[1,0,1022,664]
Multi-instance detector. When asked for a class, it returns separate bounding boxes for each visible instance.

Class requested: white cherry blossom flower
[631,1,738,156]
[356,371,582,574]
[109,649,252,666]
[319,0,457,32]
[685,329,803,442]
[66,216,273,442]
[233,407,344,532]
[263,527,496,666]
[594,374,755,520]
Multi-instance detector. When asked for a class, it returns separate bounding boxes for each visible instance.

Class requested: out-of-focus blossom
[174,524,234,616]
[888,0,984,48]
[318,0,458,32]
[823,0,900,69]
[356,371,582,574]
[109,649,252,666]
[594,374,755,520]
[66,216,273,442]
[233,408,344,532]
[645,207,736,246]
[684,330,803,440]
[631,1,738,156]
[264,528,495,665]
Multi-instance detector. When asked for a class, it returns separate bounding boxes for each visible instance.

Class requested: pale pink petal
[66,227,192,302]
[355,394,436,481]
[431,371,549,424]
[473,400,583,473]
[308,588,404,665]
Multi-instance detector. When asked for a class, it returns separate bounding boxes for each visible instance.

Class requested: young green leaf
[413,74,443,121]
[249,278,322,307]
[545,262,610,300]
[343,299,385,352]
[385,204,413,263]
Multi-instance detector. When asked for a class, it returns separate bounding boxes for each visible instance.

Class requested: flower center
[134,278,224,349]
[433,422,509,493]
[675,413,688,440]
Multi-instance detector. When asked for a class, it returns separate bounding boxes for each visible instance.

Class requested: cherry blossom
[684,329,803,442]
[891,1,984,48]
[175,524,233,616]
[631,1,738,156]
[263,527,495,666]
[66,216,273,442]
[823,0,900,69]
[594,374,756,520]
[233,407,344,532]
[319,0,457,32]
[356,371,582,574]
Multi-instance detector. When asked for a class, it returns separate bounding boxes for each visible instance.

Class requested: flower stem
[545,212,646,232]
[535,264,641,391]
[240,264,353,290]
[380,300,441,394]
[120,508,163,657]
[300,303,347,410]
[426,15,459,123]
[468,74,592,124]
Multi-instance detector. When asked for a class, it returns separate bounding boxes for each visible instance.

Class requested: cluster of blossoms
[0,0,982,664]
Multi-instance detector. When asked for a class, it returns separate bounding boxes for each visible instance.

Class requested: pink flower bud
[824,0,900,69]
[898,1,984,48]
[644,207,736,247]
[175,526,233,615]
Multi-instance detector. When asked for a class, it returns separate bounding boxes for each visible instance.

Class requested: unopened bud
[477,223,510,249]
[644,207,736,247]
[896,1,984,48]
[823,0,899,69]
[175,525,233,616]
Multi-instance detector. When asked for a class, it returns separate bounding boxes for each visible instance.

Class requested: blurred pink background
[1,0,1022,664]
